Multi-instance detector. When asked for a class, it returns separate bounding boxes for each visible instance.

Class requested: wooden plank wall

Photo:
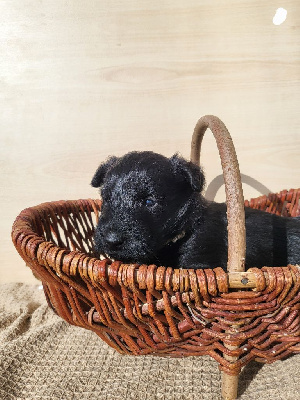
[1,1,299,282]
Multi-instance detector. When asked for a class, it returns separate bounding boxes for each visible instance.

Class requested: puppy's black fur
[91,151,300,271]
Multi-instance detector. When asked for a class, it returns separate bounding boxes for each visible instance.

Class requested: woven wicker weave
[12,116,300,400]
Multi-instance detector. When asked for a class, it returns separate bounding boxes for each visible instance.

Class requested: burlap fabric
[0,283,299,400]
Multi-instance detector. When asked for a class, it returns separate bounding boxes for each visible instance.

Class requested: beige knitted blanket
[0,283,299,400]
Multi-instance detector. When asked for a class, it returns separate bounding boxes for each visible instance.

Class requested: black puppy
[91,151,300,271]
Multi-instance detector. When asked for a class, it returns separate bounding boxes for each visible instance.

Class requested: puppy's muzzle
[105,231,124,250]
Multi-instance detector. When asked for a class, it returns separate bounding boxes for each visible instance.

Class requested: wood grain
[1,0,299,283]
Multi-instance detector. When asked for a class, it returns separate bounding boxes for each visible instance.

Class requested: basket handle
[190,115,246,272]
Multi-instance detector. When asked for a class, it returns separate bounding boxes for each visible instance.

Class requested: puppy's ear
[91,156,119,188]
[170,154,205,192]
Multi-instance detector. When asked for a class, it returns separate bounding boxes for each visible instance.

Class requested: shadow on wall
[205,174,272,202]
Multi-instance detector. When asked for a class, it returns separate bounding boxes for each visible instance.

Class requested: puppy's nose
[106,232,124,248]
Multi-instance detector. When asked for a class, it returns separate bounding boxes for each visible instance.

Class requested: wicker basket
[12,116,300,400]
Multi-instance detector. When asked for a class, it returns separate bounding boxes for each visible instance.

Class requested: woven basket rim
[11,190,300,294]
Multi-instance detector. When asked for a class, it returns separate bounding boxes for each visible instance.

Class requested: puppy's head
[91,151,205,264]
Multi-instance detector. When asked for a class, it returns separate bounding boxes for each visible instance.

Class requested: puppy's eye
[145,198,156,208]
